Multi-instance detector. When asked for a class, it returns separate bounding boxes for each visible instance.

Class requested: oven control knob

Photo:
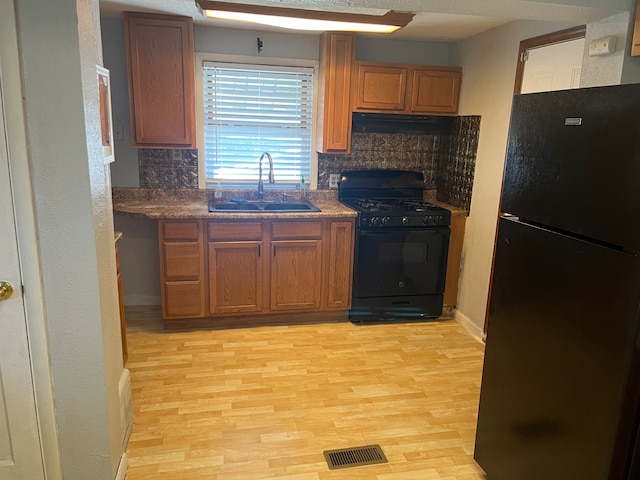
[381,216,389,226]
[423,216,431,225]
[402,216,409,225]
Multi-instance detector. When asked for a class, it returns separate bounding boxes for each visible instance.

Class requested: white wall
[356,36,450,64]
[449,19,575,338]
[15,0,123,477]
[450,6,640,338]
[102,16,140,187]
[580,2,640,85]
[581,11,632,86]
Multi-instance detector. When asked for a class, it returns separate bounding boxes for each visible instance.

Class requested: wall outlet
[114,121,124,141]
[329,174,340,189]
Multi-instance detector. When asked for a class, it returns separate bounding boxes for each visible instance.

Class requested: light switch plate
[329,174,340,189]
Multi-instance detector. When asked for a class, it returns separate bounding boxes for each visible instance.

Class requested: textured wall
[580,11,631,87]
[450,19,580,337]
[16,0,124,477]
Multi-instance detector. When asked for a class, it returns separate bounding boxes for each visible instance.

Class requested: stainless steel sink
[209,199,320,213]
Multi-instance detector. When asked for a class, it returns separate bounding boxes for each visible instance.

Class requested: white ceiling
[99,0,628,41]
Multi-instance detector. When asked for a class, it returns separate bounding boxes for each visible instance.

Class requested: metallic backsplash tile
[136,116,480,211]
[318,116,480,211]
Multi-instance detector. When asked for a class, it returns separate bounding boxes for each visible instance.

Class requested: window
[202,61,314,188]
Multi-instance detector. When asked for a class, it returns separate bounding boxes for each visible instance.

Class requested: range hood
[352,112,456,134]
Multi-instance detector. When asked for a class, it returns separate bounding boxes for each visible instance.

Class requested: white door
[0,68,46,479]
[521,37,585,93]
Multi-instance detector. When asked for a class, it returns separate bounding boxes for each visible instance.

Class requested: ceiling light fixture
[195,1,414,33]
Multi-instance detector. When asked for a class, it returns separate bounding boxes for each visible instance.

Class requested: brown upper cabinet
[125,12,196,148]
[316,32,355,154]
[354,61,462,115]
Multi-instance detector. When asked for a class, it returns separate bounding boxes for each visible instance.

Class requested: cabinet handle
[258,245,261,257]
[273,245,277,257]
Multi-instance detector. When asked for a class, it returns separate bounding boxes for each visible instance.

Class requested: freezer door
[501,84,640,251]
[475,218,640,480]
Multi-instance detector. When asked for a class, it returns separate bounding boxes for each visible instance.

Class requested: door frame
[0,1,62,478]
[513,25,586,94]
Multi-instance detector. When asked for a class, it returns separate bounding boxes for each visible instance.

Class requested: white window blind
[203,62,314,187]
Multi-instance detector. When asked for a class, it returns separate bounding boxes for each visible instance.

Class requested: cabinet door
[115,244,128,364]
[316,32,355,153]
[158,220,205,319]
[209,241,265,315]
[409,67,461,114]
[324,220,354,310]
[270,240,322,311]
[125,12,195,148]
[354,63,408,111]
[633,2,640,56]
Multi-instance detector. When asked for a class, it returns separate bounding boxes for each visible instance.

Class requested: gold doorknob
[0,282,14,302]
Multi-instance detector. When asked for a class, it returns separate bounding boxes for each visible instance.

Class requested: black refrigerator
[474,83,640,480]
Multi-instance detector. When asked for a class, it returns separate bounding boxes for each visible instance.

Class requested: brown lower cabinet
[443,214,466,313]
[159,217,355,325]
[158,219,206,319]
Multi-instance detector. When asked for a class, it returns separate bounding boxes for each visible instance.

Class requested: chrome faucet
[257,152,275,199]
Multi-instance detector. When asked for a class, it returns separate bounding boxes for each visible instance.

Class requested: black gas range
[342,198,450,229]
[339,169,451,323]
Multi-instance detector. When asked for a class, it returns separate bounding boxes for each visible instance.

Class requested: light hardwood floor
[125,306,487,479]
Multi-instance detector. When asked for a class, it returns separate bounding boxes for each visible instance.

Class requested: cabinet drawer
[162,220,200,241]
[163,242,202,279]
[163,281,205,318]
[271,221,322,239]
[208,222,263,241]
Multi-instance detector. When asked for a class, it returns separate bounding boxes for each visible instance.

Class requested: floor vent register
[323,444,388,470]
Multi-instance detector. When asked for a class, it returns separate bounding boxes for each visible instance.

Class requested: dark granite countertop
[111,188,467,220]
[112,188,357,220]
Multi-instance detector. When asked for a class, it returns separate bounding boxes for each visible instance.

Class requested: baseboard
[454,310,485,343]
[124,293,160,306]
[114,453,128,480]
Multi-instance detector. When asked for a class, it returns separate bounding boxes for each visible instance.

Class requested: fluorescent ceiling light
[195,1,414,33]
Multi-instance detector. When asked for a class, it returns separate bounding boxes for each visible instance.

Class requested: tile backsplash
[136,116,480,211]
[139,148,199,188]
[318,133,440,190]
[437,116,481,210]
[319,116,480,211]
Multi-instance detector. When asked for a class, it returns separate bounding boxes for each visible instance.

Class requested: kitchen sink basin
[210,202,261,211]
[209,199,320,213]
[263,202,318,211]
